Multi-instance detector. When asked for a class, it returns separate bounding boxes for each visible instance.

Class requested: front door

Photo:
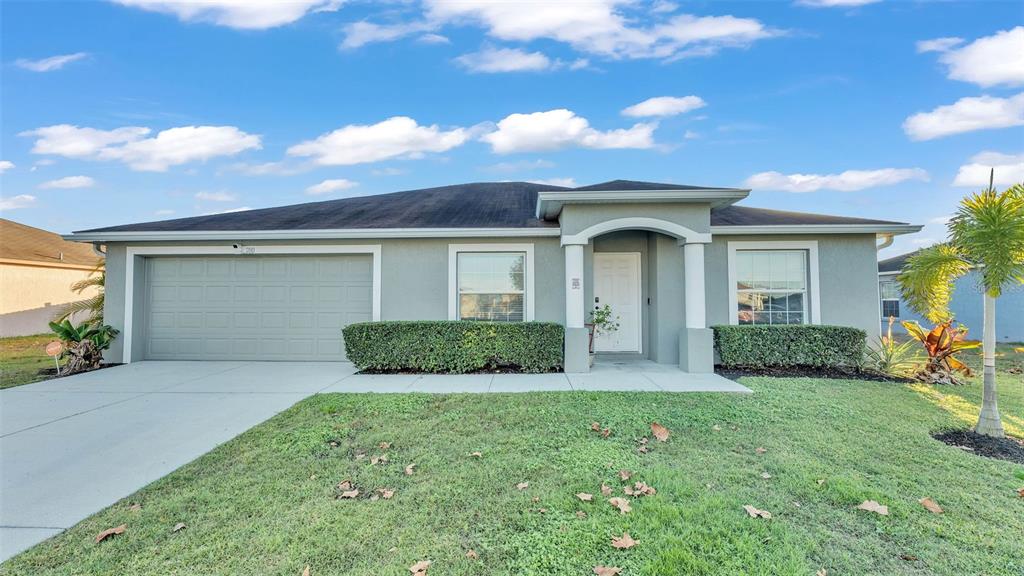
[592,252,641,352]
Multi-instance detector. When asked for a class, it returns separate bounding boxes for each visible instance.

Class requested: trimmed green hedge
[343,321,564,373]
[713,325,866,368]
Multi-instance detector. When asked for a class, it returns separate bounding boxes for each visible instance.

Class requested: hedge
[713,325,866,368]
[343,321,564,373]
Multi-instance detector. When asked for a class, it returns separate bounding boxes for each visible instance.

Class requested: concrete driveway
[0,361,357,561]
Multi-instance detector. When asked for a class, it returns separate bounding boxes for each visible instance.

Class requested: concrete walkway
[0,360,745,561]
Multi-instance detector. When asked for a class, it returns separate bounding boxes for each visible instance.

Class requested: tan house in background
[1,219,103,337]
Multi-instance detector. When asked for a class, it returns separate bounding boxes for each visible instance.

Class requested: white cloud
[100,126,261,171]
[455,47,554,73]
[343,1,778,61]
[528,177,577,187]
[622,95,706,118]
[306,178,359,195]
[371,167,407,176]
[22,124,263,171]
[21,124,151,158]
[419,33,450,44]
[916,37,963,53]
[195,191,237,202]
[0,160,14,174]
[796,0,880,6]
[341,20,434,49]
[934,27,1024,87]
[0,194,36,210]
[903,93,1024,140]
[229,161,306,176]
[684,130,700,139]
[744,168,929,192]
[953,151,1024,187]
[15,52,88,72]
[481,109,656,154]
[38,175,95,189]
[114,0,343,30]
[287,116,468,166]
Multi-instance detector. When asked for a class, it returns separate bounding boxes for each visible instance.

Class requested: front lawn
[0,334,56,389]
[5,376,1022,575]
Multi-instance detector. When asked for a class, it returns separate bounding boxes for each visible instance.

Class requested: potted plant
[586,304,621,356]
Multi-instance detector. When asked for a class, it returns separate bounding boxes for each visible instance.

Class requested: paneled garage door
[143,255,373,360]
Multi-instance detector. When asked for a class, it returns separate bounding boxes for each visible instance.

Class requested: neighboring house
[878,251,1024,343]
[1,219,103,337]
[65,180,921,372]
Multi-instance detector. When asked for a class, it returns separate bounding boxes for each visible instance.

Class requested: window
[879,279,900,318]
[456,252,526,322]
[734,250,809,325]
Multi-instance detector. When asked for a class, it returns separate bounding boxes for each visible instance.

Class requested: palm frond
[897,244,971,323]
[949,183,1024,297]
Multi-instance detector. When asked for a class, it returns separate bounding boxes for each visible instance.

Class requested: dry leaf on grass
[611,533,637,549]
[918,497,943,514]
[376,488,395,500]
[172,522,186,532]
[608,497,632,514]
[466,549,478,559]
[712,424,722,431]
[340,489,360,499]
[370,455,389,465]
[576,510,587,518]
[761,472,772,479]
[516,481,529,490]
[379,442,391,449]
[755,447,767,454]
[856,500,889,515]
[409,560,431,575]
[128,503,141,512]
[815,570,827,576]
[95,524,126,544]
[618,469,632,482]
[601,483,613,496]
[591,422,601,432]
[651,422,670,442]
[302,565,311,576]
[470,452,482,458]
[404,463,416,475]
[337,480,352,491]
[816,478,826,486]
[593,566,622,576]
[743,505,772,519]
[576,492,593,502]
[632,481,656,496]
[601,428,611,438]
[1017,487,1024,498]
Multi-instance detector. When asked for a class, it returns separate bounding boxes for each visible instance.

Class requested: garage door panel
[144,254,371,361]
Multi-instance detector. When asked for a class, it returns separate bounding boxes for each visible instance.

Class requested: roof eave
[536,188,751,220]
[63,227,563,243]
[710,224,923,235]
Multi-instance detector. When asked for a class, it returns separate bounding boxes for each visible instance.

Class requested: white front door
[592,252,641,352]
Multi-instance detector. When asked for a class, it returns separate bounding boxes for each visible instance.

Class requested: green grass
[0,334,57,389]
[4,376,1022,575]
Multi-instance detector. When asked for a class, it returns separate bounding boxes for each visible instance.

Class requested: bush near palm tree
[864,316,922,378]
[56,262,104,325]
[898,177,1024,438]
[48,319,118,374]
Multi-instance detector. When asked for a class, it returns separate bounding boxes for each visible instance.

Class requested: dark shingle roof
[76,180,910,234]
[878,251,916,273]
[1,219,102,266]
[710,205,907,227]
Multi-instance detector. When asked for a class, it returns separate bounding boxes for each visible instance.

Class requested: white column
[683,242,706,329]
[565,243,585,328]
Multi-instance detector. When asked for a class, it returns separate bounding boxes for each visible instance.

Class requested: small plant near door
[48,319,119,375]
[587,304,621,353]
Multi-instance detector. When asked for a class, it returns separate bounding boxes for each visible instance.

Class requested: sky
[1,0,1022,257]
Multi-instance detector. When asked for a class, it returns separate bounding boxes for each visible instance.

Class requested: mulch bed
[716,365,913,383]
[358,367,560,375]
[36,363,121,379]
[932,429,1024,464]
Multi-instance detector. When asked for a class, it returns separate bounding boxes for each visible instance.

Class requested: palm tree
[898,175,1024,438]
[56,262,105,325]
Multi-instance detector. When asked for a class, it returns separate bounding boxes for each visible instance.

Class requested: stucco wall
[0,263,100,336]
[705,234,882,338]
[882,271,1024,342]
[101,238,565,363]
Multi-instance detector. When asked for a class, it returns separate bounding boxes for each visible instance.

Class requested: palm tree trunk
[974,294,1004,438]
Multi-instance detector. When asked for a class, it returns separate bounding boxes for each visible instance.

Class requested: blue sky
[1,0,1022,257]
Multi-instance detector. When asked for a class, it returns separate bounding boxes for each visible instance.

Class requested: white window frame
[879,278,901,319]
[448,243,535,322]
[727,241,821,325]
[122,244,382,363]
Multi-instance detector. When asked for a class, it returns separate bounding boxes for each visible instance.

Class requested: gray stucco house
[879,251,1024,342]
[66,180,921,373]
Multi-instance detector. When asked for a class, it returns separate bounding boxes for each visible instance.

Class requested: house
[1,219,103,337]
[65,180,921,372]
[878,251,1024,342]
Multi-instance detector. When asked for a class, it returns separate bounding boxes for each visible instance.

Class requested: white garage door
[143,255,373,360]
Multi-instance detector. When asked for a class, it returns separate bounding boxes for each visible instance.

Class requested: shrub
[343,321,564,373]
[49,319,119,374]
[713,324,866,368]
